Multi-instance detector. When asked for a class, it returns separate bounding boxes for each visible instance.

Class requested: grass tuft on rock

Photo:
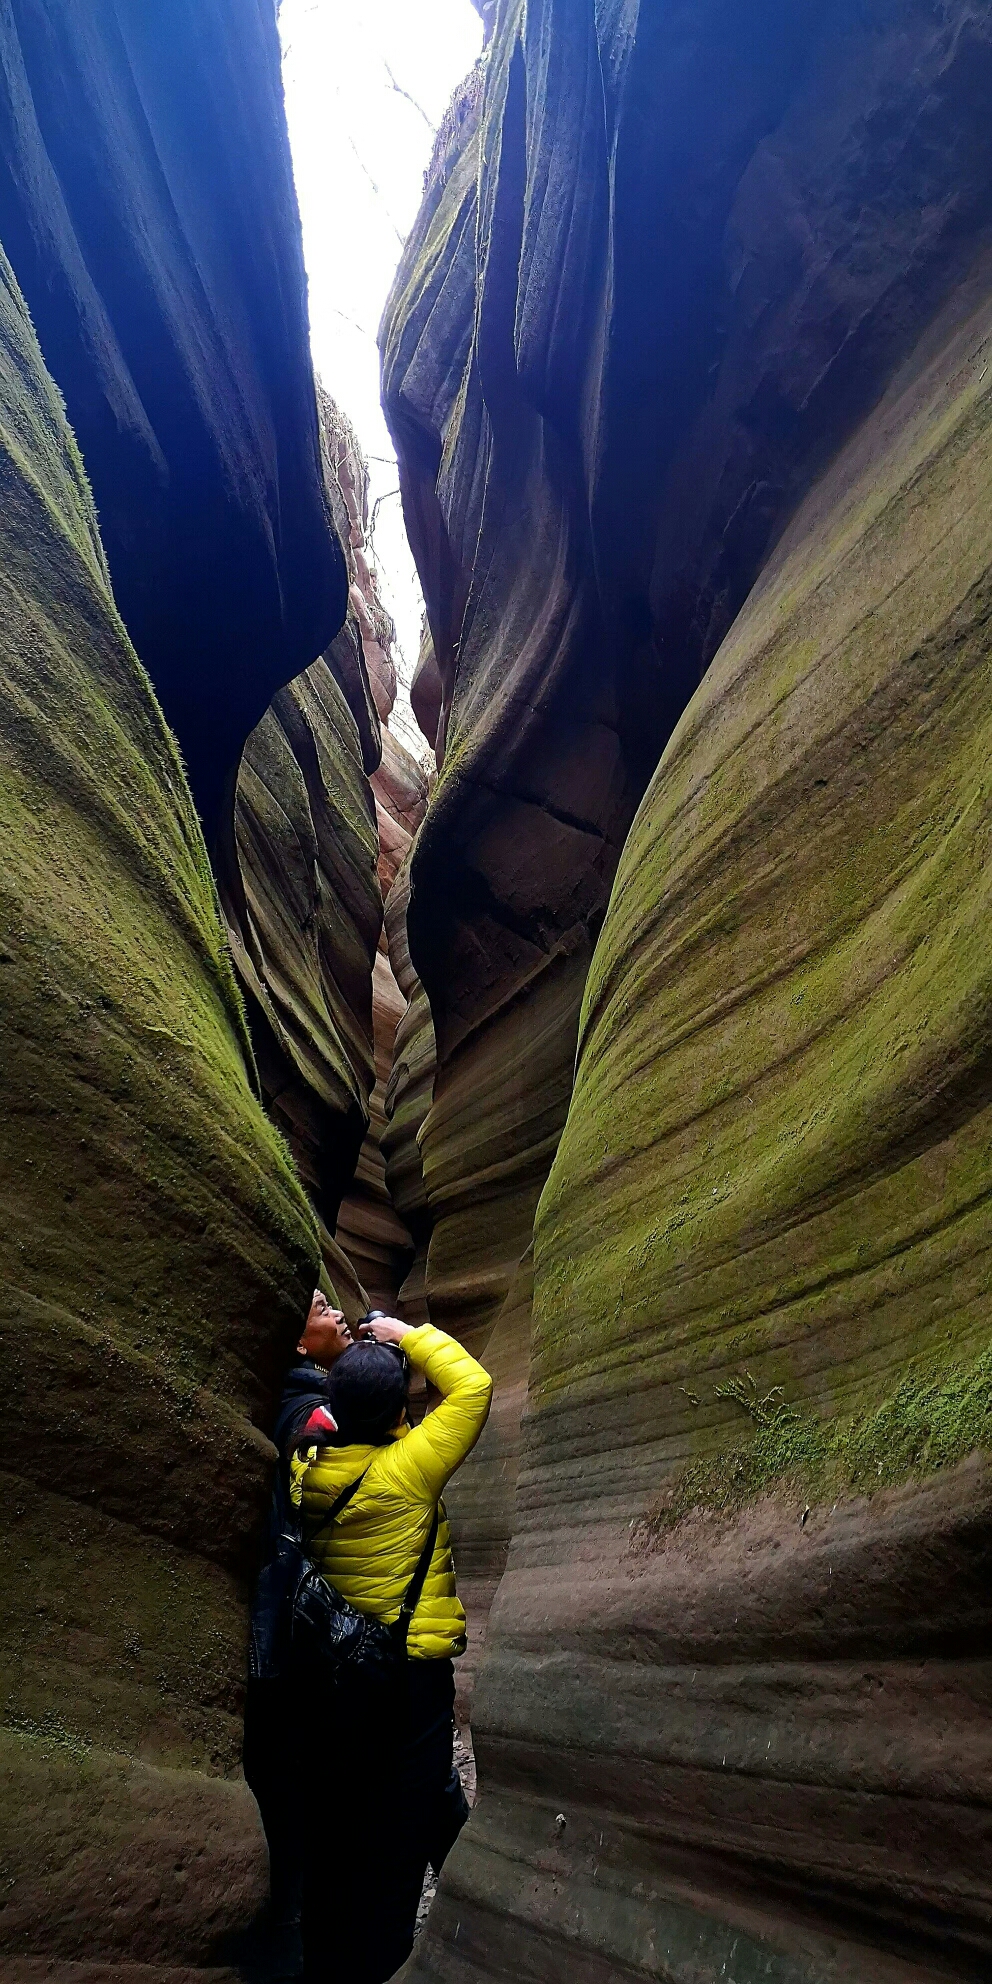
[642,1346,992,1539]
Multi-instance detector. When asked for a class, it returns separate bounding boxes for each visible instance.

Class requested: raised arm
[360,1318,492,1500]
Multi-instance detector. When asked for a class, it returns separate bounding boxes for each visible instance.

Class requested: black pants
[302,1658,467,1984]
[244,1676,306,1943]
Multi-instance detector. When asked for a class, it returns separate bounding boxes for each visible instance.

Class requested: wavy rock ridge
[385,2,992,1977]
[327,399,432,1311]
[454,268,992,1984]
[0,0,345,836]
[0,242,314,1959]
[4,0,992,1972]
[0,1,388,1961]
[223,379,433,1331]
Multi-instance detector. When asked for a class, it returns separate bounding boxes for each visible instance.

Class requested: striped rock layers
[0,246,317,1962]
[0,0,344,836]
[307,398,432,1313]
[387,1,992,1977]
[0,1,358,1958]
[434,263,992,1984]
[225,387,431,1323]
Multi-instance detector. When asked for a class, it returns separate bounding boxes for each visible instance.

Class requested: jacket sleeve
[273,1366,335,1458]
[389,1325,493,1501]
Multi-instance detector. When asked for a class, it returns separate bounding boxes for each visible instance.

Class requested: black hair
[325,1342,410,1445]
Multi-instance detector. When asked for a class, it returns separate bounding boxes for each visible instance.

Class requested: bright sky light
[280,0,483,754]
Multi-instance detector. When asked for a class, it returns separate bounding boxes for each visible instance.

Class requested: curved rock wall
[381,25,642,1374]
[301,396,432,1313]
[226,655,380,1257]
[223,394,383,1321]
[436,265,992,1984]
[334,728,430,1315]
[224,387,432,1322]
[0,0,345,835]
[382,856,438,1331]
[389,1,992,1977]
[0,245,318,1959]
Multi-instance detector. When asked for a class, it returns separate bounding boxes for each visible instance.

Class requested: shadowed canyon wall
[0,0,345,837]
[223,390,429,1325]
[4,0,992,1972]
[331,453,432,1310]
[0,241,318,1960]
[382,854,438,1333]
[385,1,992,1977]
[0,0,379,1961]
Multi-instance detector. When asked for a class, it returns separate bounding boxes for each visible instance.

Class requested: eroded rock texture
[437,272,992,1984]
[226,387,428,1317]
[382,856,438,1332]
[226,387,432,1321]
[334,624,431,1312]
[223,399,381,1320]
[225,651,380,1315]
[0,0,345,834]
[388,1,992,1977]
[0,246,318,1959]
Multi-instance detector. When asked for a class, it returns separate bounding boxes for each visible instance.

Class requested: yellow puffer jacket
[299,1324,493,1661]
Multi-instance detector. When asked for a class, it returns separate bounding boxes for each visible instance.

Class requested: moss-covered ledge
[637,1346,992,1540]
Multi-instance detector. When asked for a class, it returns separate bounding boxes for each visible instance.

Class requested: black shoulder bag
[289,1470,439,1688]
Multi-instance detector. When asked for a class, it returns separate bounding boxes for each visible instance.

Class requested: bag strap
[303,1474,440,1652]
[393,1502,440,1652]
[304,1469,370,1552]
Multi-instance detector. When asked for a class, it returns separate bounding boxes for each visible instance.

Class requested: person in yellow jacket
[298,1313,492,1984]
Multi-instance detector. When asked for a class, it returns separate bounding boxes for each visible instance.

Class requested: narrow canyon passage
[1,4,991,1984]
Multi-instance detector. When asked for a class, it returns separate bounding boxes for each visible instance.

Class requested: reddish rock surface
[0,7,362,1962]
[384,3,992,1977]
[0,244,308,1962]
[296,400,433,1315]
[382,856,438,1332]
[223,389,432,1324]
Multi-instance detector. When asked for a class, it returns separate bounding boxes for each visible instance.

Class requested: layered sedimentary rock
[335,729,431,1311]
[225,652,381,1318]
[334,940,412,1311]
[0,0,345,834]
[0,247,319,1959]
[332,663,427,1312]
[381,38,631,1368]
[223,396,384,1320]
[444,267,992,1984]
[226,384,432,1320]
[382,856,438,1331]
[317,413,435,1315]
[390,2,992,1977]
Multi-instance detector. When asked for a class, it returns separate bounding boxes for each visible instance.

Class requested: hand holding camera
[355,1309,413,1346]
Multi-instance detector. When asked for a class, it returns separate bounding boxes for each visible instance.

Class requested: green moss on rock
[532,279,992,1518]
[0,244,317,1956]
[644,1346,992,1536]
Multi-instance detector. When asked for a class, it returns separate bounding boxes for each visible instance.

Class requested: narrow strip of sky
[280,0,483,753]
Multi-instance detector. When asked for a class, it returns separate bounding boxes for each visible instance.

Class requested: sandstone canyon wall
[224,390,430,1326]
[0,0,377,1963]
[0,0,345,837]
[382,854,438,1333]
[0,240,318,1960]
[386,2,992,1978]
[327,417,432,1312]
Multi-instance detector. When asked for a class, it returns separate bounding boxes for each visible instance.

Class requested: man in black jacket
[242,1289,353,1980]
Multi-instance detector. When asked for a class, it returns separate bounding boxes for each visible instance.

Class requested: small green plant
[636,1344,992,1544]
[713,1370,800,1428]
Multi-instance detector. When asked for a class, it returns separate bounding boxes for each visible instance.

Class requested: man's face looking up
[297,1288,352,1365]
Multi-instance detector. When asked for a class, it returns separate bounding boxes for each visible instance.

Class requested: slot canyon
[1,1,991,1981]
